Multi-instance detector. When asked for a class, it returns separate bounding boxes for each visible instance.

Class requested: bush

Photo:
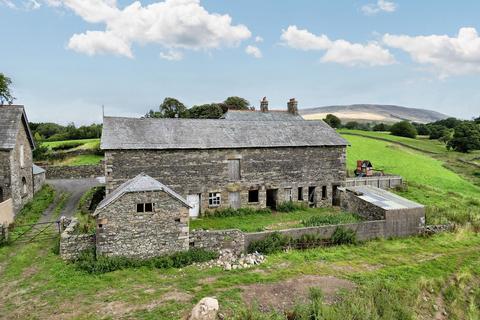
[276,201,307,212]
[202,207,271,218]
[51,141,84,151]
[331,226,357,245]
[324,114,341,128]
[447,121,480,153]
[373,123,390,132]
[75,248,218,274]
[247,232,292,254]
[390,121,417,138]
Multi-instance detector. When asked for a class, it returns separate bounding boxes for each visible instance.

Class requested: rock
[189,297,219,320]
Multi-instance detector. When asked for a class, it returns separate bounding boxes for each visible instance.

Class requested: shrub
[247,232,292,254]
[75,248,218,274]
[373,123,390,132]
[202,207,271,218]
[331,226,357,245]
[276,201,307,212]
[390,121,417,138]
[324,114,341,128]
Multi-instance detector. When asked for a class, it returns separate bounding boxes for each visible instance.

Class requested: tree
[157,97,188,118]
[428,124,449,140]
[188,104,224,119]
[373,123,390,132]
[344,121,359,130]
[413,123,431,136]
[475,116,480,124]
[324,114,341,128]
[0,73,14,105]
[390,121,417,138]
[223,96,250,110]
[447,122,480,153]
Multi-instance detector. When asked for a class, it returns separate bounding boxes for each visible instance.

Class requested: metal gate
[7,220,61,244]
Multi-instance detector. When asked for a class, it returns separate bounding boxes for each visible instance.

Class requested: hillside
[300,104,449,124]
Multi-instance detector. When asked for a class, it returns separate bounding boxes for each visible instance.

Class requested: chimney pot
[287,98,298,115]
[260,97,269,112]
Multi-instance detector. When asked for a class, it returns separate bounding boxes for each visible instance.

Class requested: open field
[54,154,103,166]
[38,138,103,166]
[1,133,479,319]
[190,208,361,232]
[41,138,100,151]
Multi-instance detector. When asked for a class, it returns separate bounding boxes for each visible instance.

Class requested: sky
[1,0,480,125]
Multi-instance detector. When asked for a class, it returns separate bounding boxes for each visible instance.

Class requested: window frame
[136,203,154,213]
[208,192,221,207]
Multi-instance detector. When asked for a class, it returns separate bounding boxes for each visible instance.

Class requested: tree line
[324,114,480,153]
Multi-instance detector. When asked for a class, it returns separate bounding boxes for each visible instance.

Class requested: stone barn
[94,173,191,259]
[0,105,36,220]
[101,99,348,217]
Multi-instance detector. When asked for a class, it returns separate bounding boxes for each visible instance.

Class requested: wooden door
[187,194,200,218]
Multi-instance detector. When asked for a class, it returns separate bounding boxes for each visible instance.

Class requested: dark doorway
[308,186,316,207]
[332,185,340,206]
[266,189,278,210]
[0,187,3,202]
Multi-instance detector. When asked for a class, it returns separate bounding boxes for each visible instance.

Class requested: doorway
[308,186,316,207]
[187,194,201,218]
[332,185,340,206]
[266,189,278,210]
[229,192,241,209]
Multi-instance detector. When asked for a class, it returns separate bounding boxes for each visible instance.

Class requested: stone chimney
[287,98,298,115]
[260,97,269,112]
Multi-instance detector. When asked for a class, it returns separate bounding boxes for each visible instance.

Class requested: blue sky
[1,0,480,124]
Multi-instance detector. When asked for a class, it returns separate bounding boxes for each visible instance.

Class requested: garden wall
[190,229,245,255]
[60,218,95,261]
[43,164,103,179]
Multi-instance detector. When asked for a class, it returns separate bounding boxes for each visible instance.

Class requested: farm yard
[1,131,479,319]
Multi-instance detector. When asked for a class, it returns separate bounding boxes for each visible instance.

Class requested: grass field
[1,132,479,319]
[41,138,100,151]
[54,154,103,166]
[190,208,361,232]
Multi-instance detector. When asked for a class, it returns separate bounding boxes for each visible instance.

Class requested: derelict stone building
[101,99,349,217]
[0,106,36,220]
[94,173,191,258]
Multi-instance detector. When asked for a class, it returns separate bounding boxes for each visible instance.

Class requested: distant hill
[299,104,449,124]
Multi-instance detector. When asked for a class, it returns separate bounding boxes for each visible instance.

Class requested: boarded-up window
[229,192,240,209]
[284,188,292,202]
[228,159,241,181]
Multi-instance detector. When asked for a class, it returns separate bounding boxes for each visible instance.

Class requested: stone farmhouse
[0,106,44,224]
[101,99,349,217]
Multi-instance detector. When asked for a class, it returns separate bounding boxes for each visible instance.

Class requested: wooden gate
[7,220,61,245]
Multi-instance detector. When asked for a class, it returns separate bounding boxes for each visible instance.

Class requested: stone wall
[10,121,34,214]
[0,151,11,203]
[95,190,189,259]
[105,146,346,212]
[60,218,95,261]
[244,220,387,250]
[345,176,402,190]
[43,164,103,179]
[339,188,386,220]
[33,171,46,194]
[190,229,245,256]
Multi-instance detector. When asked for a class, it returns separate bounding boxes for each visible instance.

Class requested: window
[228,159,241,181]
[297,187,303,201]
[22,177,27,195]
[284,188,292,202]
[20,145,24,168]
[136,203,154,213]
[322,186,327,200]
[208,192,221,207]
[248,190,259,203]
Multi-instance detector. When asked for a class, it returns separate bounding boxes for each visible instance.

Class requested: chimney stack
[287,98,298,115]
[260,97,269,112]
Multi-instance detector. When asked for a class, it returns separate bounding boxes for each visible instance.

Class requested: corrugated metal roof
[345,185,424,210]
[101,116,348,150]
[95,173,191,212]
[32,164,45,175]
[0,105,35,150]
[222,110,304,121]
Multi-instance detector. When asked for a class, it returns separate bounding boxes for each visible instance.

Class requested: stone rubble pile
[197,249,266,271]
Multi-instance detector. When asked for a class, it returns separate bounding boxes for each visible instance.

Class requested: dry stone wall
[339,188,386,220]
[190,229,245,256]
[60,218,95,261]
[43,164,103,179]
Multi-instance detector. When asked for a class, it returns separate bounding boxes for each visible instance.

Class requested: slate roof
[222,110,304,121]
[101,116,348,150]
[32,164,45,175]
[345,185,424,210]
[95,173,191,212]
[0,105,35,150]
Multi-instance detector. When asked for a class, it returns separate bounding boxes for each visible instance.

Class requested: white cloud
[160,49,183,61]
[255,36,263,43]
[48,0,251,58]
[1,0,16,8]
[24,0,40,9]
[383,27,480,77]
[362,0,397,16]
[281,25,395,66]
[245,45,262,58]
